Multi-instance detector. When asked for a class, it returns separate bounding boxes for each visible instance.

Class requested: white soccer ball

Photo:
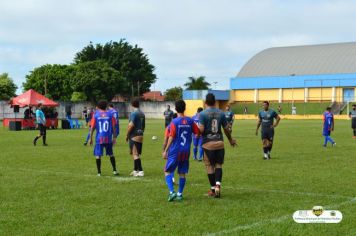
[152,136,158,140]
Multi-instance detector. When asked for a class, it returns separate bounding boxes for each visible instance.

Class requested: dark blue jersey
[199,108,227,144]
[258,109,278,130]
[129,109,145,138]
[91,110,115,144]
[225,110,234,123]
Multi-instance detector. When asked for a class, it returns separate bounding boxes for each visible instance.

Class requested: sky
[1,0,356,93]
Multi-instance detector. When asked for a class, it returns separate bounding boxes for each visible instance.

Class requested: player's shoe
[168,192,177,202]
[322,144,327,147]
[263,153,269,160]
[43,143,48,146]
[97,173,101,177]
[137,171,144,177]
[208,189,216,197]
[214,185,221,198]
[332,142,336,147]
[84,142,87,146]
[113,171,119,176]
[130,171,139,177]
[175,194,183,201]
[267,152,271,159]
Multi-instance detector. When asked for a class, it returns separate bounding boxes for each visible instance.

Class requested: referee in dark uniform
[33,103,48,146]
[349,104,356,138]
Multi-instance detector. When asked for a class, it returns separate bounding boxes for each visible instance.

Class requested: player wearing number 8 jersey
[199,93,236,198]
[163,100,199,202]
[90,100,118,176]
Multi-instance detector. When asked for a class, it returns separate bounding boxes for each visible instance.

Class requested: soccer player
[225,105,235,132]
[33,103,48,146]
[192,107,204,161]
[322,107,336,147]
[89,100,118,176]
[199,93,237,198]
[164,105,174,127]
[84,107,97,146]
[126,100,145,177]
[349,104,356,138]
[255,101,281,160]
[163,113,178,183]
[108,104,120,138]
[162,100,199,201]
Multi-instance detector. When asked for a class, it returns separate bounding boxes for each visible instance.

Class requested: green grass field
[1,119,355,235]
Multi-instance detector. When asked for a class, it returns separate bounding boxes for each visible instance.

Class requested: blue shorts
[193,136,203,147]
[164,152,190,174]
[323,130,331,136]
[94,143,113,157]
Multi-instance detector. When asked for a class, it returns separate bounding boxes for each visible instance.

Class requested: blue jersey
[323,111,334,132]
[109,108,120,135]
[129,109,145,138]
[35,109,46,125]
[168,117,199,155]
[91,110,115,144]
[225,110,234,123]
[258,109,278,130]
[192,113,201,126]
[199,108,227,144]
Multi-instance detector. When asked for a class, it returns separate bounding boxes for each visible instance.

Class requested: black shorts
[129,140,143,155]
[38,124,46,136]
[352,119,356,129]
[203,148,225,166]
[261,128,274,141]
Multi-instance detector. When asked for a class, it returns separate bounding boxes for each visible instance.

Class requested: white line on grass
[203,197,356,236]
[2,167,152,182]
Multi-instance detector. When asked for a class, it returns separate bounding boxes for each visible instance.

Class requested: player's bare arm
[272,115,281,128]
[126,122,134,142]
[223,126,237,147]
[162,136,173,159]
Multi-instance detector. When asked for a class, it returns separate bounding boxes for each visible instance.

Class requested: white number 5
[180,131,188,146]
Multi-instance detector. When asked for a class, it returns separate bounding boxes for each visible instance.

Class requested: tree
[74,40,157,97]
[184,76,211,90]
[0,73,17,100]
[72,61,125,104]
[23,64,74,100]
[71,92,87,102]
[164,87,183,101]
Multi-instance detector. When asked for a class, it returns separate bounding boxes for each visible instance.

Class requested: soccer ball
[152,136,158,140]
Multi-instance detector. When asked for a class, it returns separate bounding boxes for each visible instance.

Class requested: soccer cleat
[130,171,139,177]
[214,185,221,198]
[268,152,271,159]
[168,192,177,202]
[84,142,87,146]
[208,189,216,197]
[43,143,48,146]
[332,142,336,147]
[263,153,269,160]
[113,171,119,176]
[97,173,101,177]
[137,171,144,177]
[175,195,183,201]
[323,144,327,147]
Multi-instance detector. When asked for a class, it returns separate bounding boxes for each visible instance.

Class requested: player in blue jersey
[225,105,235,132]
[192,107,204,161]
[322,107,336,147]
[349,104,356,138]
[89,101,118,176]
[163,113,178,184]
[108,104,120,138]
[199,93,237,198]
[84,107,97,146]
[256,101,281,160]
[126,100,146,177]
[163,100,200,201]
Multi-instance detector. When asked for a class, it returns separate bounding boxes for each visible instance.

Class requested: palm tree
[184,76,211,90]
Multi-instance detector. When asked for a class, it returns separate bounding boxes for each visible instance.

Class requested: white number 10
[99,121,109,133]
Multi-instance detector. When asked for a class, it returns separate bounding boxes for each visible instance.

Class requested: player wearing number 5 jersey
[199,93,236,198]
[163,100,200,202]
[90,100,118,176]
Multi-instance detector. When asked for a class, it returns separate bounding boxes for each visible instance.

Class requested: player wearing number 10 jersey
[90,100,118,176]
[163,100,199,202]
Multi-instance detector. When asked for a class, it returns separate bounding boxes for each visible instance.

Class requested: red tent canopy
[10,89,59,107]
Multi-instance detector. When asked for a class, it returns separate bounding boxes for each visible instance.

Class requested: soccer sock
[134,159,139,171]
[324,136,328,146]
[215,168,222,185]
[353,129,356,136]
[137,158,143,171]
[208,174,216,188]
[199,146,204,160]
[34,136,39,143]
[327,136,335,144]
[263,147,268,154]
[42,135,46,144]
[268,144,273,153]
[110,156,117,171]
[96,159,101,174]
[193,146,197,159]
[178,177,186,195]
[165,174,174,193]
[85,133,90,143]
